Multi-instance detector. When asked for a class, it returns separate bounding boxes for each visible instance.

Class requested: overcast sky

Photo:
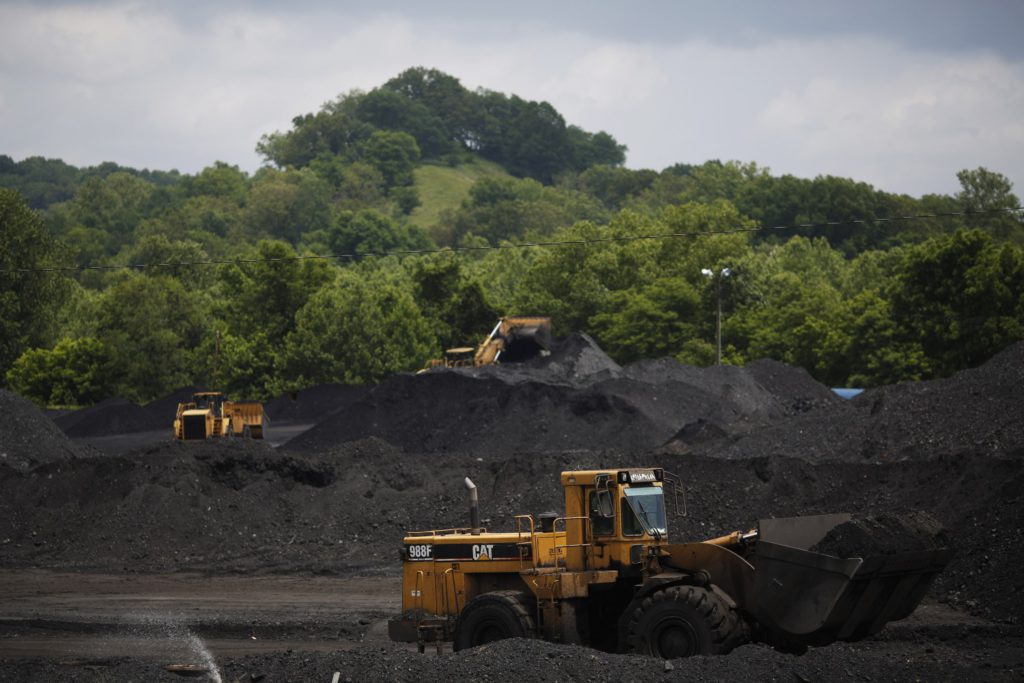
[1,0,1022,197]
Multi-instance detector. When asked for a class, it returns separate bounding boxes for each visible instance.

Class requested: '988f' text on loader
[388,468,950,658]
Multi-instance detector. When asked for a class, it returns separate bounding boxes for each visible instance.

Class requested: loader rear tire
[453,591,534,651]
[622,585,745,659]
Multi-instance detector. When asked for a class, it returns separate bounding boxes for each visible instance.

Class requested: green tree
[278,267,436,386]
[257,92,374,168]
[956,167,1024,241]
[217,240,333,343]
[383,67,475,148]
[358,130,421,187]
[184,161,248,205]
[842,290,931,386]
[355,88,452,158]
[728,270,851,384]
[567,127,627,170]
[117,234,212,286]
[889,229,1024,376]
[0,189,70,383]
[6,337,113,406]
[572,166,658,210]
[96,274,210,402]
[205,330,277,401]
[327,209,433,259]
[246,168,331,244]
[69,172,154,252]
[411,255,498,350]
[589,277,702,364]
[449,176,606,245]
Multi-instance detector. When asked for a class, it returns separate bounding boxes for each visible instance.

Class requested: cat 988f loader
[388,468,950,658]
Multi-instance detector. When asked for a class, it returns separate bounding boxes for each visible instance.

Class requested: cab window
[621,497,644,536]
[588,490,615,536]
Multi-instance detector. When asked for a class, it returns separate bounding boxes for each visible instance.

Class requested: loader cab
[192,392,224,413]
[562,469,668,572]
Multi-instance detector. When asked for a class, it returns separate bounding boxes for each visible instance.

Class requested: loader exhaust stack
[465,477,480,535]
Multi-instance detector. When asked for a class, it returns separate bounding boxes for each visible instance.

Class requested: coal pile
[54,383,370,441]
[54,386,211,438]
[810,511,947,558]
[263,382,372,423]
[3,431,1021,624]
[0,389,92,471]
[286,333,837,455]
[693,341,1024,463]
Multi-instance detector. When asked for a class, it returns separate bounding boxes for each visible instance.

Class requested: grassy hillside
[409,156,511,241]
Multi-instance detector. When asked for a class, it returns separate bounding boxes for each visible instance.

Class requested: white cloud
[1,3,1022,197]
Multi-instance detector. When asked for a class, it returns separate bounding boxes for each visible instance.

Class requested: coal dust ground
[2,336,1023,680]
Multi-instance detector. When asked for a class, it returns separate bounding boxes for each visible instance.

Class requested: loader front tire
[622,585,744,659]
[453,591,534,651]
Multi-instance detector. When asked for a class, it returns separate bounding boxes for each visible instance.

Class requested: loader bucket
[498,317,552,362]
[750,515,951,647]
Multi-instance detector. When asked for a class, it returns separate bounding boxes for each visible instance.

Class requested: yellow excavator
[389,468,950,657]
[421,316,552,371]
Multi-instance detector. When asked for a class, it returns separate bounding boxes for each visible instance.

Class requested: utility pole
[701,267,731,365]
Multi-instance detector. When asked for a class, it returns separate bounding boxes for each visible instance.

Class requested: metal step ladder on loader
[388,468,950,659]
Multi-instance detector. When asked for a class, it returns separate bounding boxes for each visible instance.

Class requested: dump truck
[389,468,950,657]
[421,316,553,371]
[173,391,265,440]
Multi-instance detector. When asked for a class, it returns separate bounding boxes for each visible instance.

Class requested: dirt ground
[1,571,1021,682]
[2,337,1023,680]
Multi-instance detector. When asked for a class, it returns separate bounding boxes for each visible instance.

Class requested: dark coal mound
[264,383,371,423]
[810,511,947,558]
[288,335,840,455]
[533,331,622,381]
[669,418,729,445]
[52,396,136,434]
[286,371,669,454]
[696,340,1024,463]
[745,358,845,414]
[55,386,213,438]
[0,389,89,471]
[0,438,347,572]
[56,397,151,437]
[139,385,211,423]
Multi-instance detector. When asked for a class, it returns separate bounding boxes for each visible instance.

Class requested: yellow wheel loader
[420,316,553,372]
[173,391,265,440]
[388,469,950,657]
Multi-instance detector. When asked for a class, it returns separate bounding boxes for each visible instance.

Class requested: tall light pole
[701,267,731,365]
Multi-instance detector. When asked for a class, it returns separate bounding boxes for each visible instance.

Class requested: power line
[2,207,1021,274]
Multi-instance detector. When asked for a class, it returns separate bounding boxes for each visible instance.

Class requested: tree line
[1,68,1022,407]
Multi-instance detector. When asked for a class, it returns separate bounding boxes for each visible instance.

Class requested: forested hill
[1,66,1023,408]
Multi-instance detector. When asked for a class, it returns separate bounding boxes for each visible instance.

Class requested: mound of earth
[287,334,840,455]
[745,358,845,414]
[692,341,1024,463]
[263,383,371,424]
[55,397,151,437]
[810,511,947,558]
[55,386,213,438]
[0,389,90,471]
[3,430,1021,623]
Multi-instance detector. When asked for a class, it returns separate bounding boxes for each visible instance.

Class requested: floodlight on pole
[702,267,732,365]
